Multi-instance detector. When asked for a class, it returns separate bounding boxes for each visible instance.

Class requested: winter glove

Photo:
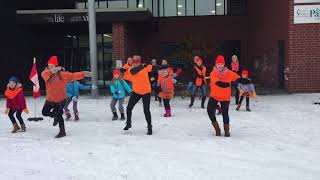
[115,91,121,94]
[83,71,92,77]
[91,85,98,90]
[72,96,78,102]
[150,77,155,81]
[50,66,62,74]
[23,108,29,114]
[4,108,10,114]
[215,81,231,88]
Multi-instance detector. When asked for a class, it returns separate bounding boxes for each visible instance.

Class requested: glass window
[99,0,107,8]
[163,0,176,16]
[216,0,225,15]
[177,0,185,16]
[195,0,215,16]
[128,0,137,8]
[75,0,86,9]
[186,0,194,16]
[108,0,128,8]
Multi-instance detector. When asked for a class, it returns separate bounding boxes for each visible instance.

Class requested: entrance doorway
[63,33,113,87]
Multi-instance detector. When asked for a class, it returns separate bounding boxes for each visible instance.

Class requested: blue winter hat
[8,77,20,84]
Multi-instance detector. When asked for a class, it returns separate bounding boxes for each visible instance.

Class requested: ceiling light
[177,12,182,15]
[103,34,111,37]
[211,10,216,13]
[216,3,222,6]
[138,2,143,8]
[178,5,183,8]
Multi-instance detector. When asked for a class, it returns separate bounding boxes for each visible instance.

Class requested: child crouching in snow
[4,77,29,133]
[158,68,175,117]
[64,80,96,121]
[236,70,256,112]
[110,69,132,120]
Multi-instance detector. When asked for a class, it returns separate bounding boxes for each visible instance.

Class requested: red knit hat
[195,57,203,64]
[48,56,59,66]
[113,69,121,76]
[215,55,225,65]
[242,70,249,76]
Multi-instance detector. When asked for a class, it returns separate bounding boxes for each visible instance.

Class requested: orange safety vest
[195,66,206,86]
[158,75,174,99]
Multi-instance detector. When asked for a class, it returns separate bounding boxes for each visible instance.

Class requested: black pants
[207,98,230,124]
[233,82,239,104]
[153,85,162,103]
[126,92,152,127]
[163,99,171,110]
[42,100,66,130]
[239,96,250,106]
[8,110,24,125]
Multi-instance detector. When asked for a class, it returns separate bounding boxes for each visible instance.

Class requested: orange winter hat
[242,70,249,76]
[215,55,225,65]
[48,56,59,66]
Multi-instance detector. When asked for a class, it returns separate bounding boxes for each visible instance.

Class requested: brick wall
[112,22,128,65]
[288,0,320,92]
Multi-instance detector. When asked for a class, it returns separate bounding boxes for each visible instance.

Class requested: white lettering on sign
[294,5,320,24]
[54,14,65,23]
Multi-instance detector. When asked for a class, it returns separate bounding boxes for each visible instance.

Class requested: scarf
[231,62,239,72]
[213,66,228,80]
[5,87,23,99]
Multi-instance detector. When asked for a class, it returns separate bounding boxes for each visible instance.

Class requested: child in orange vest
[158,68,175,117]
[236,70,256,111]
[4,77,29,133]
[189,57,207,108]
[41,56,91,138]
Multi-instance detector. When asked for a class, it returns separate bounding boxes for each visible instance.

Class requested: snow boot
[112,112,118,121]
[55,124,66,138]
[212,121,221,136]
[120,113,125,120]
[246,106,251,112]
[201,97,206,109]
[11,123,20,133]
[74,113,79,121]
[123,122,132,130]
[20,123,26,132]
[236,104,241,111]
[65,111,71,120]
[189,96,195,107]
[147,125,153,135]
[53,117,59,126]
[164,109,172,117]
[224,124,230,137]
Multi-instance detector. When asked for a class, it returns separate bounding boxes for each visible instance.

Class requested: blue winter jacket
[66,81,92,98]
[110,79,132,99]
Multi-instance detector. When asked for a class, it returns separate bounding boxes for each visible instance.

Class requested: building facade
[0,0,319,93]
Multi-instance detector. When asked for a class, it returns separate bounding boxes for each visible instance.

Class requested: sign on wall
[294,5,320,24]
[294,0,320,3]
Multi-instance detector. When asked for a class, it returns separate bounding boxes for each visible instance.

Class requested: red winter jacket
[5,87,27,111]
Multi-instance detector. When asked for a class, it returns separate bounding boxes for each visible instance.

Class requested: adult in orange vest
[121,57,133,87]
[41,56,91,138]
[124,55,154,135]
[207,55,240,137]
[189,57,207,108]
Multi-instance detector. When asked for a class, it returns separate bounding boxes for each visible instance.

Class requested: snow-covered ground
[0,94,319,180]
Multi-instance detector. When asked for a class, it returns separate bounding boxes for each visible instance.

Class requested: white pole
[88,0,98,97]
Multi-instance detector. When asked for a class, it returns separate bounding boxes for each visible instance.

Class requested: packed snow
[0,93,319,180]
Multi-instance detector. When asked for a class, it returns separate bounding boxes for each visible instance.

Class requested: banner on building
[294,5,320,24]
